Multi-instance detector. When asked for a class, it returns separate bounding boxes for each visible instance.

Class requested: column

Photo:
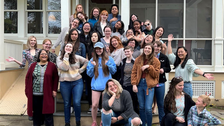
[121,0,130,31]
[85,0,89,17]
[18,0,25,38]
[61,0,71,28]
[0,0,5,70]
[214,0,223,71]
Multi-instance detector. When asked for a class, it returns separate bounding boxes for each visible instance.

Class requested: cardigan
[161,93,195,126]
[131,56,160,94]
[102,90,139,121]
[93,21,111,38]
[25,62,59,116]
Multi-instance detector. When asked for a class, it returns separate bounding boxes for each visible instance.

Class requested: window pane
[186,0,212,38]
[48,0,61,10]
[130,0,155,28]
[190,40,212,65]
[28,12,43,33]
[4,12,17,33]
[158,0,183,38]
[48,12,61,34]
[4,0,17,10]
[27,0,42,10]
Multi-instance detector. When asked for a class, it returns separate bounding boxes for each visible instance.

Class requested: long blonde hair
[26,36,37,49]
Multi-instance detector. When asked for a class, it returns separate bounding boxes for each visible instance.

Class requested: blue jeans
[101,111,132,126]
[183,82,192,98]
[137,78,154,126]
[154,83,165,123]
[60,79,83,123]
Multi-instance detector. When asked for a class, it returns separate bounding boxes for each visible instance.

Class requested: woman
[76,12,88,31]
[152,41,171,123]
[66,28,86,58]
[161,77,195,126]
[52,18,80,54]
[25,49,59,126]
[143,20,154,35]
[121,29,135,46]
[6,36,40,68]
[128,14,138,30]
[133,20,145,43]
[33,39,57,64]
[167,34,214,97]
[126,38,140,59]
[131,43,160,126]
[88,7,100,28]
[153,26,164,43]
[93,10,111,38]
[80,22,92,55]
[86,42,117,126]
[69,4,85,23]
[111,20,125,38]
[57,43,88,126]
[101,26,112,48]
[107,4,121,28]
[140,34,155,54]
[101,79,141,126]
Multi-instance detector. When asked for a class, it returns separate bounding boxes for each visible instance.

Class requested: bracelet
[202,73,205,77]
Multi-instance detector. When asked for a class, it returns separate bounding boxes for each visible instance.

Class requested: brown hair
[90,7,100,19]
[199,95,211,107]
[142,43,155,65]
[109,36,123,53]
[97,10,108,23]
[164,77,184,112]
[124,46,134,52]
[92,48,109,79]
[60,43,76,64]
[153,41,162,48]
[26,36,37,49]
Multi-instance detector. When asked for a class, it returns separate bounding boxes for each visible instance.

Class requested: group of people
[6,3,221,126]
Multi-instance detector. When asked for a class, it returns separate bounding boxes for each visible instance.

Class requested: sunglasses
[144,23,150,27]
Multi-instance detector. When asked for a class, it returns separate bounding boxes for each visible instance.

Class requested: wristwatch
[117,117,119,121]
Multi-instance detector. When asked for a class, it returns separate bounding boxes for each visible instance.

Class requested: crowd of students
[6,3,221,126]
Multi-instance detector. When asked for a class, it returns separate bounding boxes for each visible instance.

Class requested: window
[4,0,18,33]
[130,0,212,65]
[26,0,61,35]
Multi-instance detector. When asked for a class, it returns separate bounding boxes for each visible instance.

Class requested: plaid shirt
[187,105,221,125]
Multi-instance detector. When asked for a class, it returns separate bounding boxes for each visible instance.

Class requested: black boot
[65,123,70,126]
[76,121,81,126]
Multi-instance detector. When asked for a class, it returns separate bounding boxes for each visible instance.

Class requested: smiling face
[42,40,52,51]
[175,81,184,93]
[104,27,112,37]
[91,33,98,44]
[83,23,91,33]
[196,97,206,108]
[111,38,119,48]
[155,27,164,37]
[128,40,136,48]
[124,48,133,58]
[71,30,78,41]
[143,45,152,56]
[39,50,48,62]
[153,43,161,54]
[108,81,118,94]
[177,48,187,60]
[111,6,118,15]
[101,14,108,21]
[131,15,137,22]
[126,29,134,37]
[144,21,151,30]
[77,13,84,20]
[65,43,73,53]
[95,47,103,56]
[133,21,140,31]
[71,19,79,29]
[115,21,122,29]
[93,8,99,18]
[29,37,37,47]
[145,35,153,44]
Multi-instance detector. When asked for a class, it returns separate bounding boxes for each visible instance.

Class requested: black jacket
[158,53,171,83]
[118,58,135,86]
[161,93,195,126]
[93,21,111,38]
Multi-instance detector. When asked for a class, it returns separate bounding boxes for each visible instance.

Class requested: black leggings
[163,113,186,126]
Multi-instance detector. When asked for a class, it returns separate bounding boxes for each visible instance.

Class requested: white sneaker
[87,108,92,114]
